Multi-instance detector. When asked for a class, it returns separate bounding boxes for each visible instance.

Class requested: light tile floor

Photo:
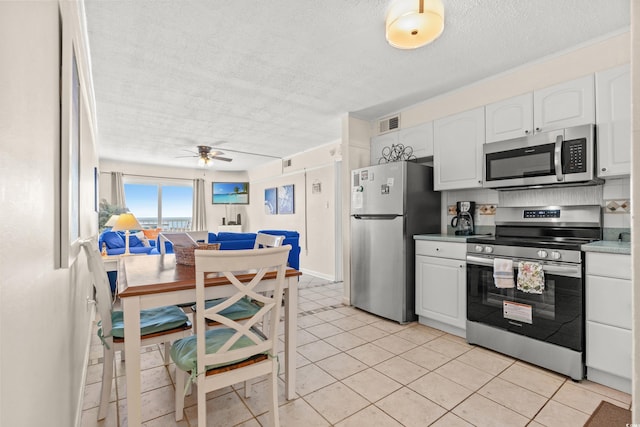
[81,274,631,426]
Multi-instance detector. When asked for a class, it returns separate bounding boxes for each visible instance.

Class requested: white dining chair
[194,232,286,330]
[254,232,285,249]
[80,239,193,420]
[172,246,291,426]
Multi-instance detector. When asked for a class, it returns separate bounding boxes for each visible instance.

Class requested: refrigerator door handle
[352,214,402,220]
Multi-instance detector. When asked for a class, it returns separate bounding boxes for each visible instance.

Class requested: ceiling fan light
[386,0,444,50]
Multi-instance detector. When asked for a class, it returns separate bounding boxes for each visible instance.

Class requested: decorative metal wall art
[378,144,417,163]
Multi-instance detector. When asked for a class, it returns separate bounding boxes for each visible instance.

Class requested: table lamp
[111,212,142,255]
[104,214,120,228]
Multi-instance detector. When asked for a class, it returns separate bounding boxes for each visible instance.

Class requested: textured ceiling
[85,0,630,172]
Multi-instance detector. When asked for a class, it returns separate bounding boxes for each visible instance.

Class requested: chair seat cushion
[171,328,266,373]
[191,297,261,320]
[110,305,189,339]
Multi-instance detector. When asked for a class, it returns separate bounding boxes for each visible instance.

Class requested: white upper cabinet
[434,107,485,190]
[370,132,398,165]
[400,121,434,159]
[485,75,595,143]
[533,74,595,132]
[596,64,631,178]
[485,93,533,143]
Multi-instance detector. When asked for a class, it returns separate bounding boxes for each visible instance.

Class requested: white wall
[247,142,341,279]
[630,2,639,421]
[0,2,99,426]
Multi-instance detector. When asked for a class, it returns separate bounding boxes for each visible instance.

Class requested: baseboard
[418,316,466,338]
[299,268,335,282]
[74,304,96,427]
[586,367,631,394]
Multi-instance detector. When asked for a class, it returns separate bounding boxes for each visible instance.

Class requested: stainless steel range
[466,205,602,380]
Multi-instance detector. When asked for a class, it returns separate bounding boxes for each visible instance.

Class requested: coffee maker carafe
[451,201,475,235]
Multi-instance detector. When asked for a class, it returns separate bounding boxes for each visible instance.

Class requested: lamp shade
[386,0,444,50]
[104,214,120,227]
[111,213,142,231]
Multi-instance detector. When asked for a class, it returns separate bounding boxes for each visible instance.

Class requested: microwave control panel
[562,138,587,174]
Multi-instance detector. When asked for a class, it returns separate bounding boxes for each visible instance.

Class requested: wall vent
[283,159,292,168]
[378,115,400,134]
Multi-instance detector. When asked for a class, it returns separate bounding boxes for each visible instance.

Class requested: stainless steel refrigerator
[350,162,440,323]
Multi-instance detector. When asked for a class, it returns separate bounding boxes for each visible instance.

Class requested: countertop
[414,234,477,243]
[582,240,631,255]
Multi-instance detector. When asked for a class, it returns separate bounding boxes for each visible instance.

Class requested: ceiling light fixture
[198,155,212,167]
[385,0,444,50]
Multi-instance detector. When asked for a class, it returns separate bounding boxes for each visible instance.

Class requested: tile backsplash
[443,177,630,240]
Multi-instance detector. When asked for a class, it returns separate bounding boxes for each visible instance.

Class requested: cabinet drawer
[415,240,466,259]
[586,275,631,329]
[586,253,631,279]
[586,322,631,379]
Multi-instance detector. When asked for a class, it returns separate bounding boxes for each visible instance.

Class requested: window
[124,180,193,231]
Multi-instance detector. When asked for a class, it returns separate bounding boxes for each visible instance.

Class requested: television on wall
[212,182,249,205]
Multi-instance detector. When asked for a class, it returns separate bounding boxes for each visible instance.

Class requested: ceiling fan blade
[211,156,233,162]
[175,154,198,158]
[209,147,281,159]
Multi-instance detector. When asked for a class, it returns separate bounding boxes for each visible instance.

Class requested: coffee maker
[451,201,475,235]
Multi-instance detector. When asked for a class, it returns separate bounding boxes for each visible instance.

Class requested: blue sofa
[159,230,301,270]
[99,230,160,255]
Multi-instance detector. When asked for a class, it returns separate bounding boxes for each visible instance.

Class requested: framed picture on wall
[57,38,82,269]
[277,184,294,214]
[264,187,277,214]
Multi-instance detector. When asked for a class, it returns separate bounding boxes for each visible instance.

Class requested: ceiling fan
[178,145,233,166]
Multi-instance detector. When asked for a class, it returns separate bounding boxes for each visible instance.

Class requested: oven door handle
[466,255,581,278]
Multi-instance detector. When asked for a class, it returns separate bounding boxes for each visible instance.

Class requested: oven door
[466,255,584,352]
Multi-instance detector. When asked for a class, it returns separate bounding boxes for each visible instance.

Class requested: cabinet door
[433,107,485,190]
[400,121,434,158]
[533,74,595,132]
[596,64,631,178]
[485,93,533,143]
[586,321,631,379]
[586,275,631,329]
[415,255,466,329]
[370,132,399,165]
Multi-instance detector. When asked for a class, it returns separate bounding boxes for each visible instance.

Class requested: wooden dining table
[118,253,301,427]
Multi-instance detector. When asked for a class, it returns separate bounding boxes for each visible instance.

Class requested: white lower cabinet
[415,240,466,337]
[585,252,631,393]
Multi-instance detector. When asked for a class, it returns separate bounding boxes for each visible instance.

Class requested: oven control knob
[475,245,484,253]
[484,246,494,254]
[551,251,561,260]
[537,250,548,258]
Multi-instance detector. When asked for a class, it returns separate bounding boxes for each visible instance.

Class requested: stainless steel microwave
[483,124,602,190]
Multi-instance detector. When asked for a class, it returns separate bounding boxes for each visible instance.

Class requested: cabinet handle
[524,130,530,135]
[459,265,464,268]
[601,167,607,172]
[535,127,541,132]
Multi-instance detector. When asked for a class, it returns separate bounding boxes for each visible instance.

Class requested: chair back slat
[253,232,285,249]
[193,245,290,374]
[80,239,114,341]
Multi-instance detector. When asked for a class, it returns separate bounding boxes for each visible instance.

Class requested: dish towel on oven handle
[493,258,514,288]
[517,261,545,294]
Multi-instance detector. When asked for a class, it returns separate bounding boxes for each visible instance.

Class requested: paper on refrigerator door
[352,189,363,209]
